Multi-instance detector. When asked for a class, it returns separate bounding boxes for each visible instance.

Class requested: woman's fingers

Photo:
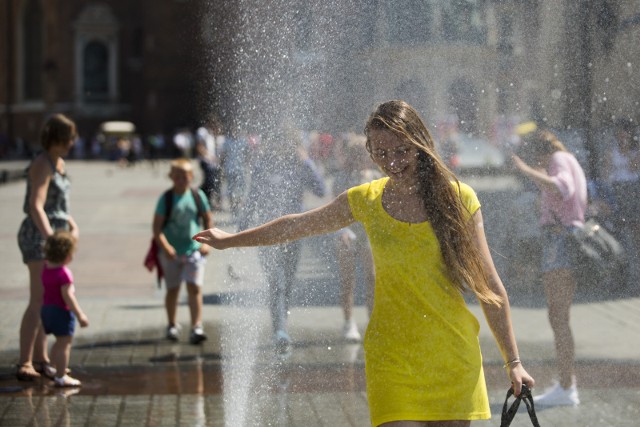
[192,229,214,242]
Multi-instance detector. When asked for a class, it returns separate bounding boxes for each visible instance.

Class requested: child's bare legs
[51,335,72,379]
[51,335,81,386]
[18,260,49,378]
[165,285,181,327]
[186,282,207,344]
[186,282,203,328]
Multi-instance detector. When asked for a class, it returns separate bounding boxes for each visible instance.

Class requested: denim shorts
[541,226,577,273]
[158,250,206,289]
[41,305,76,337]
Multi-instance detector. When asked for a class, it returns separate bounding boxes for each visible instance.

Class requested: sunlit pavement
[1,160,639,426]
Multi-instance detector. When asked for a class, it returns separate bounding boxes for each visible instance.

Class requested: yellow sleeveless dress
[347,178,490,426]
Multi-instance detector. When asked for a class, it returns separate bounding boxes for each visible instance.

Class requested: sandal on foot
[54,375,81,388]
[16,364,41,382]
[34,361,57,380]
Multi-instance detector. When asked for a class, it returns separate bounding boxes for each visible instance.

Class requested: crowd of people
[12,104,640,424]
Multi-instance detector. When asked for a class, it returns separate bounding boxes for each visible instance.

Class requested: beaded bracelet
[503,358,521,369]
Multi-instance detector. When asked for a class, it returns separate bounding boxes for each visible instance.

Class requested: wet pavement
[1,160,640,426]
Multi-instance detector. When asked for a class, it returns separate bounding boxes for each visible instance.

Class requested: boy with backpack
[153,158,213,344]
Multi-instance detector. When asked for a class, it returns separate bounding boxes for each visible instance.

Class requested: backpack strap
[190,188,210,228]
[162,189,174,229]
[162,188,210,229]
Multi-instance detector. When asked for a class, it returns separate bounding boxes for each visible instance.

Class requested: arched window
[83,41,109,101]
[23,0,43,100]
[74,3,119,105]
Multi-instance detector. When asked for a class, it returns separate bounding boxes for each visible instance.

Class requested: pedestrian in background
[330,133,378,342]
[220,128,249,222]
[194,100,534,425]
[153,159,213,344]
[16,114,80,381]
[603,119,640,264]
[40,231,89,387]
[512,129,586,406]
[238,126,326,354]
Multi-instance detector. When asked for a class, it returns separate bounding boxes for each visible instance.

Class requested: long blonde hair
[365,100,502,306]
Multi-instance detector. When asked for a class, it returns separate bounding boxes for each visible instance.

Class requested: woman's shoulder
[349,177,387,195]
[452,180,481,215]
[28,153,55,178]
[452,180,476,196]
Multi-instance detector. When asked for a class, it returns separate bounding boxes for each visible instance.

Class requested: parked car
[453,134,506,172]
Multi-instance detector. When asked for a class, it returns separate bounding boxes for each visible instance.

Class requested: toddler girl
[41,230,89,387]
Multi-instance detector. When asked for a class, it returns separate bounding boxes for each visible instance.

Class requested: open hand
[192,228,233,250]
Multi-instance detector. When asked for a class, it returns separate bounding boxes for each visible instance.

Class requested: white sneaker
[166,324,182,341]
[190,325,207,345]
[533,381,580,406]
[342,320,361,342]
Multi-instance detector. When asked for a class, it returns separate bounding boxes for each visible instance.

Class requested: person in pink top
[512,129,587,407]
[40,230,89,387]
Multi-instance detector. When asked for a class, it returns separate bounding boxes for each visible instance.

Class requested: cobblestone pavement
[1,160,639,426]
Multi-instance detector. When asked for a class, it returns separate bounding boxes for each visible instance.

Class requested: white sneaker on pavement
[166,324,182,341]
[533,380,580,406]
[342,320,361,342]
[190,325,207,345]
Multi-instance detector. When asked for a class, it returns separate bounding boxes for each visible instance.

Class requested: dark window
[83,41,109,101]
[385,1,432,44]
[23,0,43,100]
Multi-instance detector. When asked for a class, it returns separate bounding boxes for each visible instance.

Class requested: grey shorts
[541,226,576,273]
[158,250,206,289]
[17,217,69,264]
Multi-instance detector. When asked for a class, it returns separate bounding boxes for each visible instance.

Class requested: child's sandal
[15,364,40,382]
[33,361,57,380]
[54,375,81,388]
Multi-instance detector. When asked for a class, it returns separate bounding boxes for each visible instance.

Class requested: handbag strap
[500,384,541,427]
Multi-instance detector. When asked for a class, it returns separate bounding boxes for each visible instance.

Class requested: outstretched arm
[511,154,557,192]
[193,192,354,249]
[470,209,535,395]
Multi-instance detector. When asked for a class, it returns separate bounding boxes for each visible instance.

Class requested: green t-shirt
[155,189,210,255]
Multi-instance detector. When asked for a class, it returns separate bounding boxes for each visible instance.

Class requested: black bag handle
[500,384,541,427]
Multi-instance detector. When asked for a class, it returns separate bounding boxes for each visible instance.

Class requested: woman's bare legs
[543,268,577,388]
[380,421,470,427]
[337,233,357,323]
[18,261,48,370]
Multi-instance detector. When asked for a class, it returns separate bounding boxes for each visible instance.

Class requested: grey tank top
[22,154,71,221]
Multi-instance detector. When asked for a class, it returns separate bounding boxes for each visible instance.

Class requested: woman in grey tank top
[16,114,79,382]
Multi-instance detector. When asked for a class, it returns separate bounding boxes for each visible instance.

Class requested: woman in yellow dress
[193,100,535,426]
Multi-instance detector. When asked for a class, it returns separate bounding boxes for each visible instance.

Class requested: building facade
[0,0,206,156]
[1,0,639,164]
